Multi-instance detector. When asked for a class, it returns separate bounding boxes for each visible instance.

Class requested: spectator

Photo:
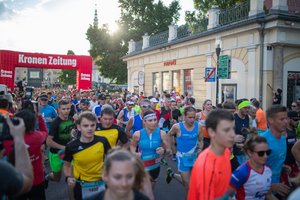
[273,88,282,105]
[0,116,33,197]
[3,109,48,199]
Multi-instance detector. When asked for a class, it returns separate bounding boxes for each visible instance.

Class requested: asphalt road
[45,157,186,200]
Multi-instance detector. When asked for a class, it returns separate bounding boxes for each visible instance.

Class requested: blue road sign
[205,67,216,82]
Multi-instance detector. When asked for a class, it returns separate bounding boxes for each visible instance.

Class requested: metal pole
[216,44,221,106]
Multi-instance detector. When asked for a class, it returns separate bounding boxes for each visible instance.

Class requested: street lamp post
[215,44,221,106]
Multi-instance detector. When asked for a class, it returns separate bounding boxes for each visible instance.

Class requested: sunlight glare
[108,22,119,34]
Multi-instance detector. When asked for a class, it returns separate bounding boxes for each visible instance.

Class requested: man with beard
[260,105,290,198]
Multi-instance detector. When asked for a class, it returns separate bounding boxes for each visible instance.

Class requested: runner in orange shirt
[198,99,212,150]
[251,98,267,133]
[188,109,235,200]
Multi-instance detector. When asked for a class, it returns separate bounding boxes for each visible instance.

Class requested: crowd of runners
[1,86,300,200]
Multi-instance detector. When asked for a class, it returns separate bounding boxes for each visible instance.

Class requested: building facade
[123,0,300,109]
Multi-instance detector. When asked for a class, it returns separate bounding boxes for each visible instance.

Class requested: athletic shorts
[177,152,197,172]
[148,167,160,181]
[177,155,193,172]
[49,152,63,173]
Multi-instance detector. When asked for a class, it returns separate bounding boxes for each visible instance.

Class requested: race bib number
[81,180,105,200]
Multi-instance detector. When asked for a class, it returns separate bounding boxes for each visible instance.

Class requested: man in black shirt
[233,99,250,164]
[170,99,181,124]
[273,88,282,105]
[46,99,75,182]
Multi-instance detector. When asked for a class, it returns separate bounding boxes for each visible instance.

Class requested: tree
[185,10,207,34]
[184,0,244,34]
[58,50,76,86]
[87,24,128,83]
[193,0,243,14]
[119,0,180,41]
[86,0,181,84]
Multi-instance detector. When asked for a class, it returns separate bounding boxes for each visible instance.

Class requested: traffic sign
[218,55,231,79]
[205,67,216,82]
[138,71,144,85]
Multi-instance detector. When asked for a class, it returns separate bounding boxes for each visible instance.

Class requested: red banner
[0,50,92,90]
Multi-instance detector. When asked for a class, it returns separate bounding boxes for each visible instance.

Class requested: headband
[238,100,251,110]
[143,113,157,120]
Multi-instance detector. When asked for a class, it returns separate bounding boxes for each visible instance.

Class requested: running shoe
[161,158,168,166]
[166,168,173,184]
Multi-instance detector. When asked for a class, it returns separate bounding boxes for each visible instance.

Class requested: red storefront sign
[164,59,176,66]
[0,50,92,90]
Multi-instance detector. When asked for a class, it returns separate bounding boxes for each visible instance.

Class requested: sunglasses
[41,99,48,101]
[254,149,272,157]
[141,104,151,109]
[292,105,297,107]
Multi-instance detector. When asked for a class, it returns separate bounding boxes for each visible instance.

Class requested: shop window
[162,71,170,93]
[153,72,160,95]
[184,69,193,95]
[221,84,237,103]
[287,71,300,106]
[172,70,180,95]
[29,71,40,79]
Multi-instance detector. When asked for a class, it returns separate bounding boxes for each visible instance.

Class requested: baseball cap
[150,98,158,103]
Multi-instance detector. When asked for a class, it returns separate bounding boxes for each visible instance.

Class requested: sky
[0,0,195,56]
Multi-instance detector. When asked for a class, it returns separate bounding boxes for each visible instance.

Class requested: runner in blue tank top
[126,99,151,138]
[167,106,201,196]
[130,110,171,187]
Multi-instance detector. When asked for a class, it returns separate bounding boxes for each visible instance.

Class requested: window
[153,72,160,95]
[221,84,237,103]
[287,71,300,106]
[184,69,193,95]
[162,71,170,93]
[172,70,180,94]
[29,71,40,79]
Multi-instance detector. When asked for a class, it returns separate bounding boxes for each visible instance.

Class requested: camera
[25,86,34,100]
